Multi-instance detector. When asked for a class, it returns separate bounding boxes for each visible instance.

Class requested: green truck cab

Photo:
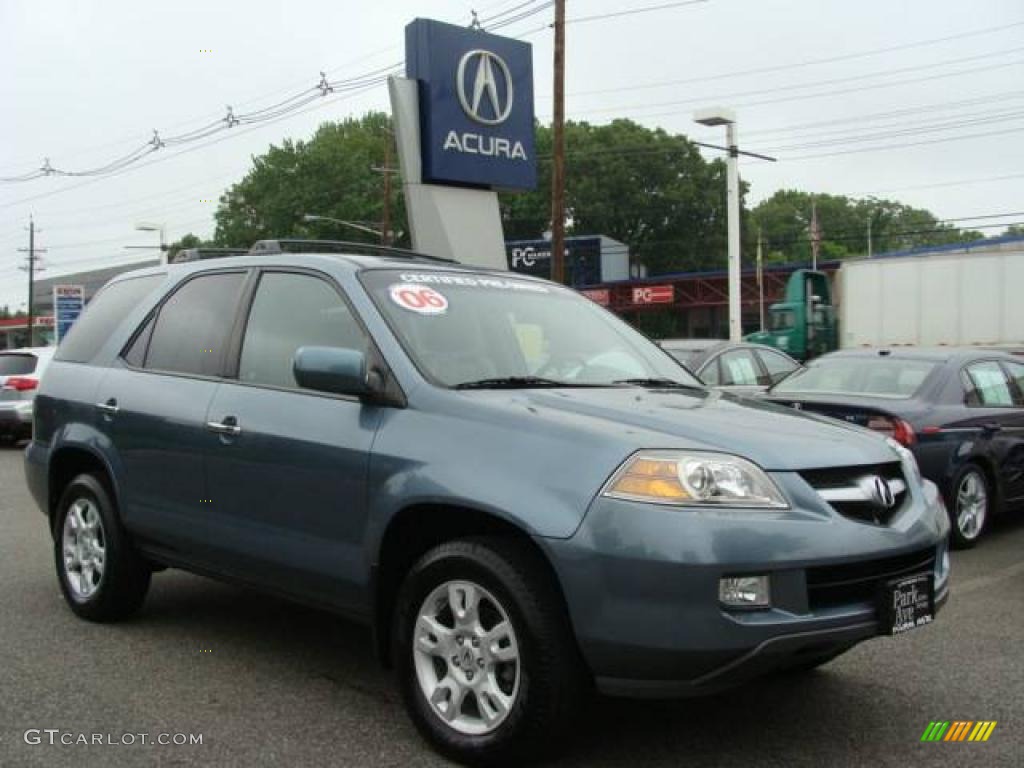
[746,269,838,361]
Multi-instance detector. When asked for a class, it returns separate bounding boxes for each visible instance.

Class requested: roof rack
[248,239,458,264]
[168,247,249,264]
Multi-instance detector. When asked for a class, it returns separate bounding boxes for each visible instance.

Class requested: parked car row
[24,241,950,765]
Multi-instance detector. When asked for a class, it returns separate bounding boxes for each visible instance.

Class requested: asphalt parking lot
[0,445,1021,767]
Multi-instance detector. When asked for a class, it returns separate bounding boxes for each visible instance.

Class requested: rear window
[773,357,936,399]
[55,274,165,363]
[0,353,37,376]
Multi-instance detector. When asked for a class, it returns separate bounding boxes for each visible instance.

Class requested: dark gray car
[24,243,950,765]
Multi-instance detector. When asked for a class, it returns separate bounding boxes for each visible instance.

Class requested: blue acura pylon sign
[406,18,536,191]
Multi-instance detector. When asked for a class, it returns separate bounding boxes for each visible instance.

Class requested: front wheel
[393,538,584,765]
[947,465,991,549]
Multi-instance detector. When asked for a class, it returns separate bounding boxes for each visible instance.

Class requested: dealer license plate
[880,573,934,636]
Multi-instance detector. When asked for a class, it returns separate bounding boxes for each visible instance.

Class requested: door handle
[206,417,241,437]
[95,398,119,416]
[981,423,1003,434]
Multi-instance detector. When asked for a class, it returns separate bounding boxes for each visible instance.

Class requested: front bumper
[543,472,950,697]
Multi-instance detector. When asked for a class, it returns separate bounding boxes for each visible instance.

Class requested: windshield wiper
[612,378,704,390]
[454,376,580,390]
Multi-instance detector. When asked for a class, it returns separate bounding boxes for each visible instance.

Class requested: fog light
[719,576,770,608]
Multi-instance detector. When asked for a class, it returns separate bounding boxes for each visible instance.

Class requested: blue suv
[25,241,950,764]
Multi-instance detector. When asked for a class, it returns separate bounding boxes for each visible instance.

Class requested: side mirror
[293,346,381,399]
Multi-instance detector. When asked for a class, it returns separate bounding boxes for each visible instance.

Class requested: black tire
[946,464,991,550]
[393,537,585,766]
[53,473,151,621]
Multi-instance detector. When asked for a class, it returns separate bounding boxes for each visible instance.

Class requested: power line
[555,19,1024,99]
[547,45,1024,119]
[566,0,708,26]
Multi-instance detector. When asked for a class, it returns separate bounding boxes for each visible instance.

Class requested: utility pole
[17,216,45,347]
[382,133,393,246]
[757,228,765,332]
[550,0,567,284]
[867,214,873,258]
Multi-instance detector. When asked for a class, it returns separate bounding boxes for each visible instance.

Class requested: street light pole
[694,107,742,341]
[135,222,166,263]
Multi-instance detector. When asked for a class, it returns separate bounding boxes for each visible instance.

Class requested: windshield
[773,356,936,398]
[360,270,702,388]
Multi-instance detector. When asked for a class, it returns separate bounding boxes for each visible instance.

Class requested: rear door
[959,360,1024,506]
[98,270,248,546]
[203,269,382,613]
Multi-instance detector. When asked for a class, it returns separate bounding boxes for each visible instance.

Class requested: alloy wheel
[412,580,521,736]
[956,470,988,541]
[62,497,107,600]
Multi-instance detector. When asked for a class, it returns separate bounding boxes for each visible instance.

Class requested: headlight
[886,437,922,486]
[603,450,789,508]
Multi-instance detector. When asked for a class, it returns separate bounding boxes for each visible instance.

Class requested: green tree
[165,232,206,261]
[751,190,985,264]
[213,112,403,247]
[1004,224,1024,238]
[501,119,737,274]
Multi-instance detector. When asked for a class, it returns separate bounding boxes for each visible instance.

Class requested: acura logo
[872,476,897,509]
[456,49,514,125]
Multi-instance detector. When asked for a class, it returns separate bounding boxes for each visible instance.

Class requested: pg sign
[406,18,536,191]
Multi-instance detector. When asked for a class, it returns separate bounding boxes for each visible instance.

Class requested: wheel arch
[48,445,119,534]
[372,502,575,668]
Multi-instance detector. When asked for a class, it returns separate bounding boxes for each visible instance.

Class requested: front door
[203,270,382,615]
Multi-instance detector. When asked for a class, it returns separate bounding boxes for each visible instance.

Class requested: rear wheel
[54,474,151,621]
[393,538,584,765]
[947,465,990,549]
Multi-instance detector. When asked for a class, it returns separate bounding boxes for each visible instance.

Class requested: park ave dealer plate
[880,573,934,635]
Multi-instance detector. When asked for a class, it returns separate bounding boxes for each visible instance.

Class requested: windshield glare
[773,357,936,398]
[361,270,701,388]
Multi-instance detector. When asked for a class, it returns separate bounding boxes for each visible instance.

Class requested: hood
[463,386,898,471]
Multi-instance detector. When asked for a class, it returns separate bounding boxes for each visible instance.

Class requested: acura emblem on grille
[872,476,896,509]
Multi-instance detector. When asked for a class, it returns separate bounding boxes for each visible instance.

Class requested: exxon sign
[406,18,536,191]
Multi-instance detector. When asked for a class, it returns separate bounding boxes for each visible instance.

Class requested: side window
[238,272,368,389]
[1003,361,1024,405]
[122,314,155,368]
[55,274,164,363]
[718,349,761,386]
[963,361,1014,407]
[699,358,721,386]
[144,272,246,376]
[758,349,799,385]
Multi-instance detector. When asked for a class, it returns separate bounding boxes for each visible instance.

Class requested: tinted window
[964,361,1014,407]
[122,314,155,368]
[145,272,245,376]
[718,349,762,386]
[0,353,37,375]
[774,357,936,398]
[238,272,367,389]
[758,349,799,384]
[1005,361,1024,405]
[55,274,164,363]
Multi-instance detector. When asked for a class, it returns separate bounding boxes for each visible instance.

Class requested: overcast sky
[2,0,1022,311]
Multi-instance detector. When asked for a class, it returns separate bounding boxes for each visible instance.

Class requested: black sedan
[660,339,802,393]
[768,347,1024,548]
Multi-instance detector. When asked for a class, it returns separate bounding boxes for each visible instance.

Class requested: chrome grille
[800,462,908,526]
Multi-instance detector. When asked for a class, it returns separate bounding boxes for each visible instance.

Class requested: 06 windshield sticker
[396,273,550,293]
[389,283,449,315]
